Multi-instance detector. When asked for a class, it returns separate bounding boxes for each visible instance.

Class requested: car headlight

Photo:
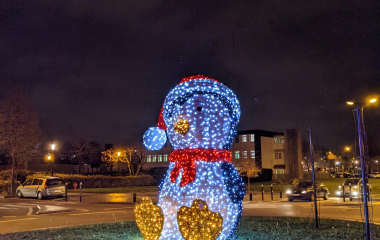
[302,191,307,194]
[353,191,358,196]
[286,190,291,194]
[336,191,341,195]
[339,186,341,189]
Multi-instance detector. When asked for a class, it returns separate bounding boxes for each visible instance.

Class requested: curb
[0,195,17,199]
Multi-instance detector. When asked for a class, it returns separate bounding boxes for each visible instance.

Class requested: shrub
[26,173,155,188]
[288,178,299,185]
[271,179,282,184]
[0,180,20,196]
[0,169,32,182]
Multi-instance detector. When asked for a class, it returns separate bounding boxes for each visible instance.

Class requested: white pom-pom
[143,127,167,150]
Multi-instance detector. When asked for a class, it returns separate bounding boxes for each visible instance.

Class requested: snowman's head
[143,75,240,150]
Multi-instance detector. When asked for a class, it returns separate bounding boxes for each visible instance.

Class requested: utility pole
[309,127,318,229]
[356,106,371,240]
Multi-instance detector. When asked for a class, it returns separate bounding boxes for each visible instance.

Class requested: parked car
[335,173,344,178]
[342,172,352,178]
[336,178,372,197]
[369,172,380,178]
[16,176,65,200]
[286,180,329,202]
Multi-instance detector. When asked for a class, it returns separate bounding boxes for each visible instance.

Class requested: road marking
[2,216,17,218]
[3,204,31,208]
[0,207,18,210]
[27,207,33,215]
[0,217,37,223]
[69,210,128,216]
[103,207,134,210]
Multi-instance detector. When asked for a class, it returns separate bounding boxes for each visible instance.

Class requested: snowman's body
[158,161,242,240]
[143,76,244,240]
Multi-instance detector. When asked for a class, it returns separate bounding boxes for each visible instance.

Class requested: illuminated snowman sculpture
[142,75,245,240]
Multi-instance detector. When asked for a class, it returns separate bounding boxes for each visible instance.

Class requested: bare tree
[236,159,262,196]
[0,87,41,194]
[61,139,100,173]
[101,143,147,176]
[101,148,118,171]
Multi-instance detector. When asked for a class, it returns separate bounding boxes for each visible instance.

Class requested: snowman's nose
[174,118,190,135]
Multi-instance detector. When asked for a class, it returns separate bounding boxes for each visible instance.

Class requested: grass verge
[1,216,378,240]
[68,186,159,194]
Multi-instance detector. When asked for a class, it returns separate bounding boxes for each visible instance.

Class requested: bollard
[65,182,68,202]
[250,193,252,201]
[280,191,283,198]
[79,182,82,202]
[133,193,136,203]
[342,184,345,202]
[261,184,264,201]
[271,184,273,200]
[349,183,352,201]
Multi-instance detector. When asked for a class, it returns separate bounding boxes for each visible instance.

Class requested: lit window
[274,138,277,144]
[242,135,247,142]
[164,154,168,162]
[250,150,255,158]
[152,155,157,162]
[280,137,284,143]
[250,134,255,142]
[235,151,240,159]
[243,151,247,158]
[158,155,162,162]
[147,155,151,162]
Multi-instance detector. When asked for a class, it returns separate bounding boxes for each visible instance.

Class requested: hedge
[0,180,20,196]
[26,173,155,188]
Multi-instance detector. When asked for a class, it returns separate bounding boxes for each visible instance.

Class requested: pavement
[1,191,380,234]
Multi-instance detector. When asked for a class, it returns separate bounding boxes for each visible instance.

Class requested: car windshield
[46,179,63,185]
[296,182,313,188]
[344,179,360,185]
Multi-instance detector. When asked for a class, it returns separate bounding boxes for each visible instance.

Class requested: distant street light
[336,162,340,173]
[51,144,56,176]
[370,98,377,103]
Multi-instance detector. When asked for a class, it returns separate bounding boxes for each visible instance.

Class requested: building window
[242,151,247,158]
[250,150,255,158]
[275,153,282,159]
[235,151,240,159]
[235,137,239,143]
[158,155,162,162]
[152,155,157,162]
[147,155,151,162]
[164,154,168,162]
[274,137,284,144]
[242,135,247,142]
[250,134,255,142]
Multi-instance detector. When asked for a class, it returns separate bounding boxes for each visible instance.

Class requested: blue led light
[143,127,167,150]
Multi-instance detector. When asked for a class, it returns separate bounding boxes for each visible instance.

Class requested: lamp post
[376,160,379,172]
[347,97,377,240]
[51,144,56,177]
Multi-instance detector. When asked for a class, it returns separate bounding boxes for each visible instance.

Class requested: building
[143,129,303,180]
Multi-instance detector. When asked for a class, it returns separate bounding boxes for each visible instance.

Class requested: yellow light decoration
[174,118,190,135]
[134,197,164,240]
[177,199,223,240]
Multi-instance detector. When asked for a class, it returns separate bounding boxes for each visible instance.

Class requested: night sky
[1,1,379,154]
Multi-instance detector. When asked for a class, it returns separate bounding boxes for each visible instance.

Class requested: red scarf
[169,148,231,187]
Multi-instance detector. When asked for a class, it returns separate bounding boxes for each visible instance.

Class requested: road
[1,192,380,234]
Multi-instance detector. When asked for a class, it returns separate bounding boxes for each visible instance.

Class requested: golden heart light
[134,197,164,240]
[177,199,223,240]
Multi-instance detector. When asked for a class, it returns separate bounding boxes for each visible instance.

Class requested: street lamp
[376,160,379,172]
[346,97,377,240]
[336,162,340,173]
[51,144,56,177]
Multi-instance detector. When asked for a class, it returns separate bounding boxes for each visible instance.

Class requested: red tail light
[44,184,48,189]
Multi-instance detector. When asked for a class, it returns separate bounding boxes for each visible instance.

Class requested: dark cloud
[1,0,379,154]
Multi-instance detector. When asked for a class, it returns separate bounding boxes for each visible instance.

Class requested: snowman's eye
[197,107,202,112]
